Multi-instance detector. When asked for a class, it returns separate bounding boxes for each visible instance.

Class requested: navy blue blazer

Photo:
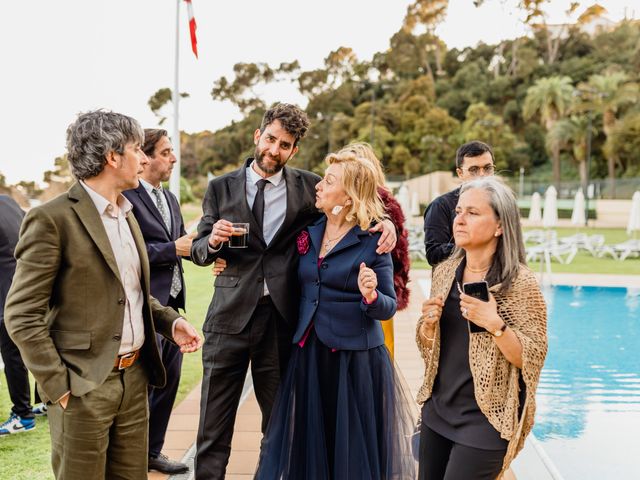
[123,185,188,309]
[293,216,397,351]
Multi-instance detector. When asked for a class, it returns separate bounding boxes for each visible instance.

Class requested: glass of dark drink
[229,222,249,248]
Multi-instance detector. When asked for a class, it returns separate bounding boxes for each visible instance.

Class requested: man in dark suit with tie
[191,104,320,479]
[0,195,36,436]
[5,110,202,479]
[123,128,192,474]
[191,104,397,479]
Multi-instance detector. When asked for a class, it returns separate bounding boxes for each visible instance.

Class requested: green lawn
[412,227,639,274]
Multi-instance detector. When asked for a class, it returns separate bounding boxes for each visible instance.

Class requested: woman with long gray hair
[416,176,547,479]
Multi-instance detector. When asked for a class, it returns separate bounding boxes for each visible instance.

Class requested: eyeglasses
[459,165,495,176]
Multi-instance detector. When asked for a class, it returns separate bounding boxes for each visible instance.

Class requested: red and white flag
[185,0,198,58]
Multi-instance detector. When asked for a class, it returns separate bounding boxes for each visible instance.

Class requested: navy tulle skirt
[255,329,417,480]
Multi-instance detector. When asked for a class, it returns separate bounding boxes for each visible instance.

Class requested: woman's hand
[358,262,378,302]
[212,258,227,276]
[419,295,444,341]
[459,292,503,332]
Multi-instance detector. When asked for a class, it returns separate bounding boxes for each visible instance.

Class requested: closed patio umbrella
[571,188,586,226]
[543,186,558,229]
[396,183,411,217]
[627,191,640,237]
[529,192,542,223]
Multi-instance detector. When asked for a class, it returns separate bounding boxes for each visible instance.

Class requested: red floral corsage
[296,230,310,255]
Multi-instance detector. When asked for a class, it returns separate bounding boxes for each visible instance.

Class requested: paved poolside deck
[147,268,640,480]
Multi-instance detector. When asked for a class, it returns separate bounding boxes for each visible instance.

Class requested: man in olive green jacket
[5,110,202,480]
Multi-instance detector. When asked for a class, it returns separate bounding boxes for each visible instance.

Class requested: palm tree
[579,72,639,197]
[546,115,596,190]
[523,76,575,188]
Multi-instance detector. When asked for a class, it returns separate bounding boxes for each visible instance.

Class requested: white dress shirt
[80,182,145,355]
[246,161,287,295]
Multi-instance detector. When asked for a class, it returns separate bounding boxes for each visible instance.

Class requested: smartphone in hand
[462,281,489,332]
[462,281,489,302]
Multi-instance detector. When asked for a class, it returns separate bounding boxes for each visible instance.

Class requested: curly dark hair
[260,103,310,146]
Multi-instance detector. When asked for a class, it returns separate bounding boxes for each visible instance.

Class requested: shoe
[148,453,189,474]
[0,412,36,436]
[32,403,48,416]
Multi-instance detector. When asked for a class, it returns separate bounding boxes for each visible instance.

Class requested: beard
[254,147,287,174]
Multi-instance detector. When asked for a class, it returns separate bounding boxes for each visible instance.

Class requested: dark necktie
[252,179,268,234]
[152,188,181,297]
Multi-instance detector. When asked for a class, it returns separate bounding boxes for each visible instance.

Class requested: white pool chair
[598,239,640,261]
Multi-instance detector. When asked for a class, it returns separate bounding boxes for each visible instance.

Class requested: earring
[495,231,500,237]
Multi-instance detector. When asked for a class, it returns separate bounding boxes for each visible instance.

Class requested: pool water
[535,285,640,479]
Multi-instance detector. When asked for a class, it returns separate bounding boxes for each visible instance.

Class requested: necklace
[465,264,490,273]
[322,225,351,252]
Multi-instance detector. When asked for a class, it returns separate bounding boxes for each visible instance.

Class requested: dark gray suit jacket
[0,195,24,323]
[191,160,320,334]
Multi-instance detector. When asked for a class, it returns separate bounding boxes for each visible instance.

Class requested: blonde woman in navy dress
[255,151,416,479]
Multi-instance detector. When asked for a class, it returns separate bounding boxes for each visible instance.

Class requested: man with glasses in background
[423,140,495,266]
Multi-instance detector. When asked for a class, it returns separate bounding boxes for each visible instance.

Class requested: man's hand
[370,219,397,254]
[172,318,203,353]
[59,392,70,410]
[208,219,235,249]
[212,258,227,276]
[175,232,195,257]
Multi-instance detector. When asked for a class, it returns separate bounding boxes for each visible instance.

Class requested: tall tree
[148,88,190,125]
[579,71,639,196]
[523,75,575,187]
[211,61,300,114]
[546,114,596,188]
[401,0,449,80]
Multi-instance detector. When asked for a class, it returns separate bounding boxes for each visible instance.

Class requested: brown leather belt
[114,350,140,370]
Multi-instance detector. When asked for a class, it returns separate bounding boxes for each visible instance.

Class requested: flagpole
[170,0,181,203]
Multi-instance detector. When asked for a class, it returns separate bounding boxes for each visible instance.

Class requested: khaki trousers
[47,361,149,480]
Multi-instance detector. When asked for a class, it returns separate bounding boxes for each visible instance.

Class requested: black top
[422,259,508,451]
[423,187,459,267]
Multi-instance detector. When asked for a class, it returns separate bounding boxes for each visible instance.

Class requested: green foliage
[156,8,640,193]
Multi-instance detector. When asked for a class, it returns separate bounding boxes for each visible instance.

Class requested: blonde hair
[337,142,389,192]
[325,151,386,230]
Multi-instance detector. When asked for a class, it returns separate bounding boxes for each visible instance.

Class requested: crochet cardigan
[416,256,547,476]
[379,187,410,310]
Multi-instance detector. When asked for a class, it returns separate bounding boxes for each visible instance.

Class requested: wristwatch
[491,322,507,337]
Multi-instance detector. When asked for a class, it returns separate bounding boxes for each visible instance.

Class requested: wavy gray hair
[65,110,144,180]
[454,176,526,292]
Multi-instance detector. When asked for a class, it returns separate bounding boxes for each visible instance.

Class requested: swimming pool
[535,285,640,479]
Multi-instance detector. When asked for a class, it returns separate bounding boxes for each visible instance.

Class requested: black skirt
[255,329,417,480]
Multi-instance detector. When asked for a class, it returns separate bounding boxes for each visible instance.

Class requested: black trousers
[195,298,292,480]
[418,425,507,480]
[147,296,183,458]
[0,319,33,419]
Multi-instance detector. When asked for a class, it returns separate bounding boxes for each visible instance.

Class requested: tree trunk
[578,159,587,192]
[607,156,616,198]
[552,145,561,191]
[603,109,617,198]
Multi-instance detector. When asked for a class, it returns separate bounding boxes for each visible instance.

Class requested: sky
[0,0,637,185]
